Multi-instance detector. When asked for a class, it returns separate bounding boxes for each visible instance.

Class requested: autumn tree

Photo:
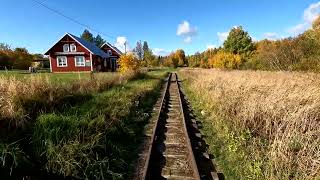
[118,53,140,74]
[0,51,12,69]
[175,49,186,67]
[223,26,254,55]
[12,48,33,69]
[187,52,202,67]
[208,50,242,69]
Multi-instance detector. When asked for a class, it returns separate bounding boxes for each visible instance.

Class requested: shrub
[208,50,242,69]
[118,53,140,74]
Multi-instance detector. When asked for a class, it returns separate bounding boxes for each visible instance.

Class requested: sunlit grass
[179,68,320,180]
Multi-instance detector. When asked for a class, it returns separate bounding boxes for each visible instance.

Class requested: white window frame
[74,56,85,67]
[70,44,77,52]
[63,44,70,52]
[57,56,68,67]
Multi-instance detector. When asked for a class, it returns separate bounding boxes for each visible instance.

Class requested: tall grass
[0,70,167,179]
[0,73,128,130]
[180,68,320,179]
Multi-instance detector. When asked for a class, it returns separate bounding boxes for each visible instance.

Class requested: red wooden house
[101,42,123,71]
[45,33,122,72]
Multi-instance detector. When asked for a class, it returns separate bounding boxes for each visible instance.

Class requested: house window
[108,50,112,56]
[57,56,67,67]
[70,44,77,52]
[63,44,69,52]
[75,56,85,67]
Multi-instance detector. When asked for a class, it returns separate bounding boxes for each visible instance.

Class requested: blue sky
[0,0,320,55]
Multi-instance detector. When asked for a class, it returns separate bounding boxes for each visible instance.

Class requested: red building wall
[101,45,120,58]
[48,35,92,72]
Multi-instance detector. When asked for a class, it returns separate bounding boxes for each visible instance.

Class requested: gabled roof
[45,33,109,58]
[101,42,123,56]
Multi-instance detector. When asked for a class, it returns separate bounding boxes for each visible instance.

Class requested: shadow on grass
[0,72,166,180]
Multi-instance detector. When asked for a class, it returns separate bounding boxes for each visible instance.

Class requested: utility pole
[124,41,127,54]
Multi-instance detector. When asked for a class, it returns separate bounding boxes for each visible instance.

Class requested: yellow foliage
[208,51,242,69]
[118,53,140,74]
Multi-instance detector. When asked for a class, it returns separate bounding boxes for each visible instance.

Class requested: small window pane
[70,44,76,52]
[75,56,85,66]
[63,44,69,52]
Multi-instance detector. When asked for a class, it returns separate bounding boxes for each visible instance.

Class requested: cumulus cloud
[217,31,229,42]
[177,20,198,43]
[263,32,278,40]
[114,36,129,52]
[206,44,217,50]
[289,2,320,35]
[153,48,170,56]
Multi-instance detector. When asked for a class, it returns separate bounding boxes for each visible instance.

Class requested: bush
[118,53,140,74]
[208,50,242,69]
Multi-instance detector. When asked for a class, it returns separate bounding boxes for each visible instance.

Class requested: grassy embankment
[179,69,320,180]
[0,70,168,179]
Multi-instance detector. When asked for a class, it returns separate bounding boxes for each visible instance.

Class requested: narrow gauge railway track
[142,73,201,180]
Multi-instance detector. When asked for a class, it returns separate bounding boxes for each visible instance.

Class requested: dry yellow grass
[0,73,131,129]
[180,68,320,179]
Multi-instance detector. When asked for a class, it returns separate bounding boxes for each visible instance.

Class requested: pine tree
[81,29,94,43]
[94,35,106,47]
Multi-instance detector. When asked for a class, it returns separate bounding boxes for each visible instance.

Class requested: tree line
[0,44,48,70]
[185,16,320,72]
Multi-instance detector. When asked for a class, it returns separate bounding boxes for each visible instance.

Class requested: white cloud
[206,44,217,50]
[177,21,198,36]
[263,32,278,40]
[184,36,192,43]
[289,2,320,35]
[153,48,170,56]
[114,36,129,52]
[304,2,320,22]
[177,20,198,43]
[217,31,229,42]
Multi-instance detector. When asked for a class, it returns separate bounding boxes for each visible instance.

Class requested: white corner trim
[90,53,93,71]
[49,54,52,72]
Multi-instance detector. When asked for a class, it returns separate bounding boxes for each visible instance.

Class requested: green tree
[223,26,254,55]
[94,35,106,47]
[81,29,94,43]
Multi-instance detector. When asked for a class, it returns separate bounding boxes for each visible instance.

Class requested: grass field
[0,69,168,179]
[179,68,320,180]
[0,70,115,84]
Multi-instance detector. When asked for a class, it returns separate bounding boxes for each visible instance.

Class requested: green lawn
[0,70,118,84]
